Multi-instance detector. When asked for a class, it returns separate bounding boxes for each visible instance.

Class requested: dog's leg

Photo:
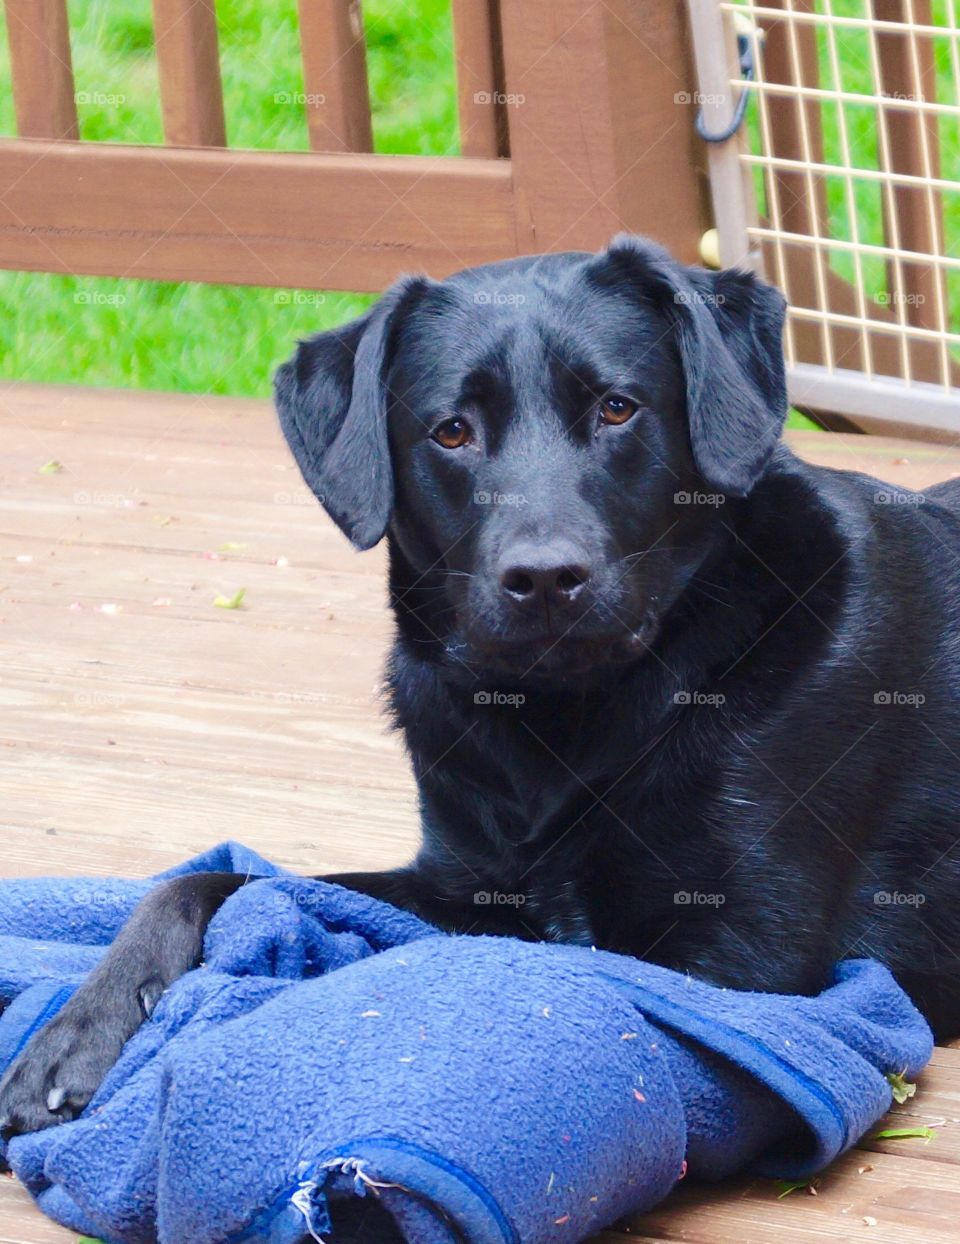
[0,872,248,1140]
[0,864,528,1141]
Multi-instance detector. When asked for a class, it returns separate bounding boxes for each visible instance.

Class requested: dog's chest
[467,726,732,932]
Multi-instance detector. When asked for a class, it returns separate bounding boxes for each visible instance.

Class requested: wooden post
[152,0,227,147]
[497,0,708,260]
[297,0,373,153]
[3,0,78,140]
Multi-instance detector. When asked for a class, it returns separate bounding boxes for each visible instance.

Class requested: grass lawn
[0,0,457,396]
[0,0,955,412]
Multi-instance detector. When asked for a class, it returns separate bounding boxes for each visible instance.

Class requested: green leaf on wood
[871,1125,936,1142]
[886,1070,918,1104]
[213,587,246,610]
[776,1177,818,1198]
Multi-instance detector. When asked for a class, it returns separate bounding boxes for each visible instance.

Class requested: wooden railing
[0,0,710,293]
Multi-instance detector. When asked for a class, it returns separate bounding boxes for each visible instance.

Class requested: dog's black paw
[0,873,235,1149]
[0,994,132,1141]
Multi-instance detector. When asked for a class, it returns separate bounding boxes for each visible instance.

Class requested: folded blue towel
[0,843,933,1243]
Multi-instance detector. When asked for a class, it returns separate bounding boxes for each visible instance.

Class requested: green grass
[0,0,956,405]
[0,0,457,396]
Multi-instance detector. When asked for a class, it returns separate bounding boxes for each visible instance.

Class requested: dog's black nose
[499,546,591,609]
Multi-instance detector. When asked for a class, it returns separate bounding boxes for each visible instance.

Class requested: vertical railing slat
[297,0,373,153]
[3,0,78,140]
[451,0,508,158]
[761,0,851,371]
[874,0,947,384]
[151,0,227,147]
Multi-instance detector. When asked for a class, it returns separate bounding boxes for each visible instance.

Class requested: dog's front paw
[0,993,133,1141]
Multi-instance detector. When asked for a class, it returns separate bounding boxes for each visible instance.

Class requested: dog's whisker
[620,547,680,565]
[689,584,734,610]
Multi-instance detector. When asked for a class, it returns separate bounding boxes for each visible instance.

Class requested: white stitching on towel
[290,1182,330,1244]
[320,1155,405,1194]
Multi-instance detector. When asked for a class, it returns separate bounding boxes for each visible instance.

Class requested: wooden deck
[3,381,960,1242]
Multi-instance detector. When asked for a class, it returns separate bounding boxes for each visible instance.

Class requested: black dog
[4,234,960,1141]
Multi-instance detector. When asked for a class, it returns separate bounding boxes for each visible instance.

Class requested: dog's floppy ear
[274,276,428,549]
[596,235,788,496]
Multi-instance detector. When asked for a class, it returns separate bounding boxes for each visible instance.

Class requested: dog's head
[275,235,787,681]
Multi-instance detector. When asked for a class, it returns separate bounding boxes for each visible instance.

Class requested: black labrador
[4,234,960,1141]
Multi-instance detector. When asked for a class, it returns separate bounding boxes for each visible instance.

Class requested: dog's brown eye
[598,395,638,426]
[432,417,473,449]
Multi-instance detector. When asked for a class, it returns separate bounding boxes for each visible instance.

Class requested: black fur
[4,236,960,1149]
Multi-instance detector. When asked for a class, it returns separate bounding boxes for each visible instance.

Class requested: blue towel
[0,843,933,1244]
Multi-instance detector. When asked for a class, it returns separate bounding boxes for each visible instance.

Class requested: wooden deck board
[2,382,960,1242]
